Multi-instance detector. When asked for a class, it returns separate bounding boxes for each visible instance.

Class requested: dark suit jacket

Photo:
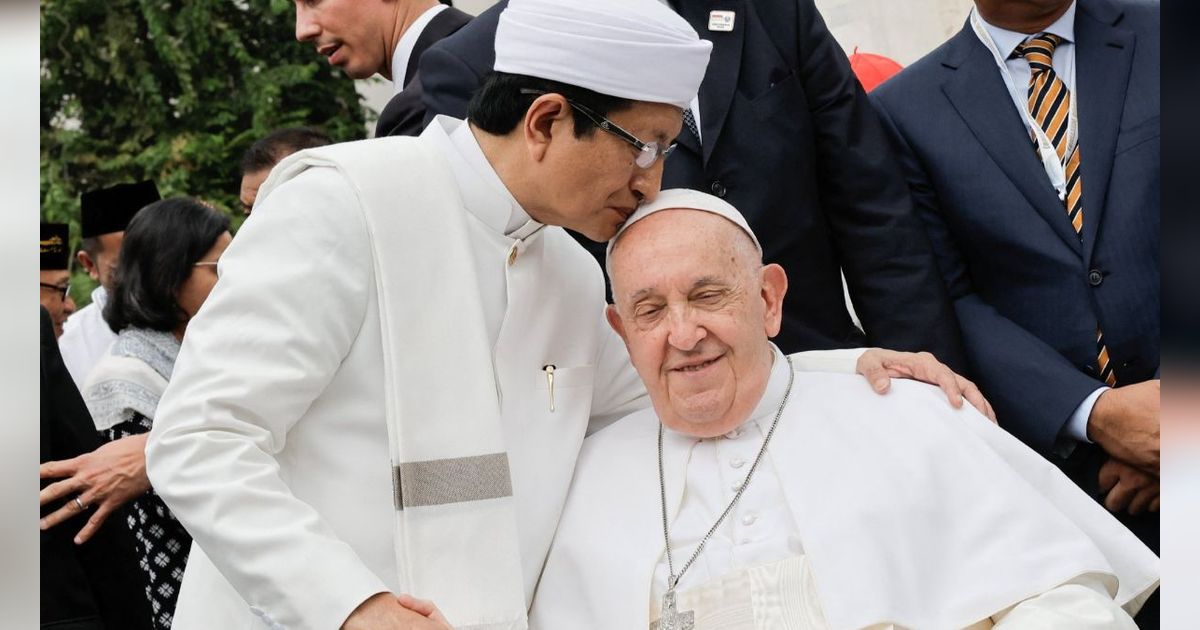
[375,6,472,137]
[40,308,153,630]
[418,0,968,367]
[871,0,1159,546]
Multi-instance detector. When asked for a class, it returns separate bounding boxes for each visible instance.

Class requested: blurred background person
[41,197,232,630]
[40,222,76,338]
[41,306,154,630]
[238,127,332,214]
[60,181,161,390]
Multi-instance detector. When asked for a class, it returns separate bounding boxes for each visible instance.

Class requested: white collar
[391,3,450,91]
[421,115,538,238]
[91,285,109,310]
[978,0,1077,60]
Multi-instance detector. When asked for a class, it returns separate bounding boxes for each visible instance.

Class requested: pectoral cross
[650,589,694,630]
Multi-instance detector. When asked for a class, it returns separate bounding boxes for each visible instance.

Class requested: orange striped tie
[1014,34,1116,386]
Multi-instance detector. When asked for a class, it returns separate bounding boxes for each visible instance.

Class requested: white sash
[263,137,528,629]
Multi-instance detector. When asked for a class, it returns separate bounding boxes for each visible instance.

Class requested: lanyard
[970,8,1078,201]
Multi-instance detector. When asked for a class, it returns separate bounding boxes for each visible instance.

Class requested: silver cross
[650,589,694,630]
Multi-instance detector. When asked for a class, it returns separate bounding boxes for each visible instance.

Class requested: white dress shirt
[59,286,117,391]
[391,3,449,91]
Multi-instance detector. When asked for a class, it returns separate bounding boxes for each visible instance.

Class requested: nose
[294,3,319,42]
[665,306,706,351]
[630,159,665,205]
[64,295,76,315]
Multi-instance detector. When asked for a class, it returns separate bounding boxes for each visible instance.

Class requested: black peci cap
[80,180,161,238]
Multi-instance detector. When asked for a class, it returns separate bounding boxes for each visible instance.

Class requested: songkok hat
[41,222,71,270]
[80,180,160,238]
[606,188,762,276]
[494,0,712,109]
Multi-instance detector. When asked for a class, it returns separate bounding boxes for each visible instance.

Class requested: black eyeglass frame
[519,89,677,169]
[40,282,71,300]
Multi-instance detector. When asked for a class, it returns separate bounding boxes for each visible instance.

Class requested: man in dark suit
[292,0,469,137]
[418,0,968,367]
[40,308,153,630]
[871,0,1159,622]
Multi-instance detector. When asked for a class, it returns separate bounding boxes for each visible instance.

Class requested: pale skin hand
[1098,457,1160,515]
[341,592,452,630]
[856,349,997,422]
[40,433,151,544]
[1088,380,1160,475]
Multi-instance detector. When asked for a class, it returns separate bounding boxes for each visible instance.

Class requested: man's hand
[341,593,452,630]
[40,434,151,544]
[856,349,996,422]
[1098,457,1160,516]
[1088,380,1160,474]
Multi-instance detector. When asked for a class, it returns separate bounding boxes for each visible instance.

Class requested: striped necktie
[1014,33,1116,386]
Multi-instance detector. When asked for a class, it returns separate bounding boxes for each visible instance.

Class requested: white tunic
[146,118,864,630]
[531,348,1159,629]
[59,286,117,391]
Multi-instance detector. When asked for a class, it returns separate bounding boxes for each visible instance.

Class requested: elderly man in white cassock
[530,189,1160,630]
[145,2,991,630]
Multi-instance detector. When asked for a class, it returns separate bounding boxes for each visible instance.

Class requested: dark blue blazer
[871,0,1159,457]
[419,0,968,367]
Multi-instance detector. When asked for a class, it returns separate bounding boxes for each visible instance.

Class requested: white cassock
[531,346,1160,630]
[59,286,117,391]
[146,116,864,630]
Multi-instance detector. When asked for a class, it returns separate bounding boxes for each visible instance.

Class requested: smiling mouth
[318,43,342,60]
[673,355,722,373]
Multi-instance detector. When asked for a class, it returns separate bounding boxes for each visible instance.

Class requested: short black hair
[104,197,230,334]
[467,72,634,139]
[79,236,102,258]
[240,127,332,175]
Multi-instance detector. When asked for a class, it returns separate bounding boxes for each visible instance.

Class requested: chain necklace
[653,357,795,629]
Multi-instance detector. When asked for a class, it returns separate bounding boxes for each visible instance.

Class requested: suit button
[1084,364,1096,375]
[710,180,727,198]
[1088,270,1104,286]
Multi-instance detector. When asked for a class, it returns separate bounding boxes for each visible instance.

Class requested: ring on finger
[74,496,88,511]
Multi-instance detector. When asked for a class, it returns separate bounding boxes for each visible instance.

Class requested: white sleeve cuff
[1063,387,1108,444]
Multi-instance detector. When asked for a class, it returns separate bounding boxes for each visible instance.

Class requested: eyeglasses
[520,89,677,169]
[40,282,71,300]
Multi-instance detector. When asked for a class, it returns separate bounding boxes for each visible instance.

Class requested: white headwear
[494,0,712,110]
[606,188,762,276]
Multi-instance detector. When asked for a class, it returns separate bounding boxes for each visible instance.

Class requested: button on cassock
[507,242,519,266]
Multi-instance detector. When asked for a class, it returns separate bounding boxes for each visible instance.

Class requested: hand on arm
[39,433,150,543]
[1088,380,1160,474]
[856,349,996,422]
[341,593,451,630]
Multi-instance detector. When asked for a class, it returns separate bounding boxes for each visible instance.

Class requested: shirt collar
[979,0,1076,60]
[391,3,450,91]
[92,285,109,310]
[421,115,537,237]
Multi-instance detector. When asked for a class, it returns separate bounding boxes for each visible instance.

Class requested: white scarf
[261,136,527,629]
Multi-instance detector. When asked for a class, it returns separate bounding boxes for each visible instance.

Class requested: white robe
[59,286,117,391]
[146,118,864,630]
[530,348,1159,629]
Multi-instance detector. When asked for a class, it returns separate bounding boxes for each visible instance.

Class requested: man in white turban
[531,189,1159,629]
[146,1,989,629]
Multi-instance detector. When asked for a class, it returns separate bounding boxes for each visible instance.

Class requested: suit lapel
[940,27,1083,256]
[681,0,745,166]
[1074,0,1134,265]
[404,7,473,88]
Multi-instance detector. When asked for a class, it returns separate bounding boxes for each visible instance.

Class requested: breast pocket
[534,364,596,415]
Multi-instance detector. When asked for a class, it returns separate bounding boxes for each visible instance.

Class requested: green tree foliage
[41,0,371,304]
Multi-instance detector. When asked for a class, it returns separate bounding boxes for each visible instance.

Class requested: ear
[759,263,788,338]
[605,303,628,342]
[523,94,573,163]
[76,250,99,280]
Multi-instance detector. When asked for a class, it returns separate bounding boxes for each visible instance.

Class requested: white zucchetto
[606,188,763,276]
[494,0,712,110]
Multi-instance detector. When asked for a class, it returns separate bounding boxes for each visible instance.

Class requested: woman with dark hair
[76,197,230,629]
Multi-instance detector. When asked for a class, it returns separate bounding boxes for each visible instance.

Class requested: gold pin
[543,364,556,412]
[507,243,519,266]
